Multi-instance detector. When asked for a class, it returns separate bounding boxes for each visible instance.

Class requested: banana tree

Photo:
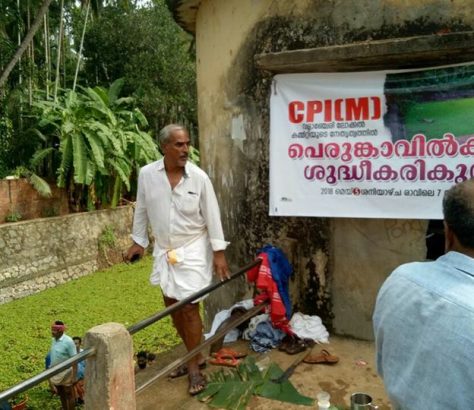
[33,78,160,210]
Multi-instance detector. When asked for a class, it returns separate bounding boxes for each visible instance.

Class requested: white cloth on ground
[289,312,329,343]
[204,299,254,343]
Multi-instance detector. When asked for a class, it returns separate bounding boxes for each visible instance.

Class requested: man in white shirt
[126,124,230,395]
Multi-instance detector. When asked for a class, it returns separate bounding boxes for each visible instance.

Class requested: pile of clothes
[205,245,329,354]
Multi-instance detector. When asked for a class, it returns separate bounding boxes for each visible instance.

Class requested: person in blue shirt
[373,178,474,409]
[48,321,77,409]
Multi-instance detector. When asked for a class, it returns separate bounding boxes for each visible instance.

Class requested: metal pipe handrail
[0,347,95,402]
[0,258,262,403]
[127,259,261,335]
[135,300,269,393]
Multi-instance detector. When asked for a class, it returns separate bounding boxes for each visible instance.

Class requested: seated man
[373,178,474,409]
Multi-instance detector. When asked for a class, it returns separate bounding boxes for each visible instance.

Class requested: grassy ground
[0,256,180,409]
[404,97,474,139]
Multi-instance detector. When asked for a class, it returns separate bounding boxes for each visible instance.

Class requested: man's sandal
[188,372,207,396]
[169,361,206,378]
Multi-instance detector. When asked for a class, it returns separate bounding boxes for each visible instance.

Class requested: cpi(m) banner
[269,65,474,219]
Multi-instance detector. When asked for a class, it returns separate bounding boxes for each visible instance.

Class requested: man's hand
[124,243,145,263]
[213,250,230,281]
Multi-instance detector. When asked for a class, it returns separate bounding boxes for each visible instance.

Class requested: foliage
[0,0,197,199]
[13,166,52,198]
[0,256,180,409]
[198,356,314,409]
[98,224,117,252]
[32,79,160,210]
[4,210,22,222]
[0,115,14,178]
[82,1,197,139]
[189,145,200,166]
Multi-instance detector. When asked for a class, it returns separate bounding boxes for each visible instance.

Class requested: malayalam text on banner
[269,65,474,219]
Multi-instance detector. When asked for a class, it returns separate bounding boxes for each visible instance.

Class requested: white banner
[269,66,474,219]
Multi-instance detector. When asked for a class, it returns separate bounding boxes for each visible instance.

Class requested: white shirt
[131,159,229,299]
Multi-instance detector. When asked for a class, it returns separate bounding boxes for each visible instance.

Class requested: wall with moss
[194,0,472,338]
[0,206,133,304]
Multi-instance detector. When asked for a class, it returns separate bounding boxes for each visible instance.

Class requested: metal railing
[0,258,262,403]
[128,259,261,335]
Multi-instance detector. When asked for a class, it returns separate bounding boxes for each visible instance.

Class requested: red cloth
[247,254,293,334]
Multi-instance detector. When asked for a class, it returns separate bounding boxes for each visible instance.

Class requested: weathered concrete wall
[194,0,473,338]
[0,206,133,304]
[0,178,68,223]
[331,219,427,337]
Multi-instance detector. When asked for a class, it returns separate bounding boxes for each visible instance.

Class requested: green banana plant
[32,78,160,210]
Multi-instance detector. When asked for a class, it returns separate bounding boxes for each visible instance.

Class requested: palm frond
[71,133,89,184]
[108,157,131,191]
[108,78,125,104]
[31,147,55,169]
[28,173,52,197]
[83,130,105,170]
[57,134,73,188]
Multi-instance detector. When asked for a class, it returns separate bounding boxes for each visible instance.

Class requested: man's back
[373,251,474,409]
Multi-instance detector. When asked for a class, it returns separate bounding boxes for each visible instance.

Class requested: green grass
[404,97,474,139]
[0,256,180,409]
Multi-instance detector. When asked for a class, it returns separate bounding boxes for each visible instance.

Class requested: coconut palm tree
[0,0,53,89]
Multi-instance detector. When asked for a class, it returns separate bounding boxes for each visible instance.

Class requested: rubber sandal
[209,355,241,367]
[188,372,207,396]
[169,361,207,378]
[303,349,339,364]
[211,348,247,359]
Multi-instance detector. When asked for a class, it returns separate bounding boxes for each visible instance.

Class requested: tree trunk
[0,0,54,89]
[44,13,50,98]
[73,0,91,92]
[54,0,65,101]
[28,0,33,105]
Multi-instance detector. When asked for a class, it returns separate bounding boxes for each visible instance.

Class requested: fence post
[84,323,136,409]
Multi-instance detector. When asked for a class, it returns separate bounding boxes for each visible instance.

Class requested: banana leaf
[197,356,314,409]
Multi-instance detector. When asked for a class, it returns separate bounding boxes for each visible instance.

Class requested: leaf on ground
[208,381,256,410]
[257,379,314,406]
[197,356,313,408]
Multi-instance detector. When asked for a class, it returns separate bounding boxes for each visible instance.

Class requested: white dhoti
[150,233,213,301]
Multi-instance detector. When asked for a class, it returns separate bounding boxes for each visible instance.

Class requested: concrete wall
[193,0,473,338]
[0,206,133,304]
